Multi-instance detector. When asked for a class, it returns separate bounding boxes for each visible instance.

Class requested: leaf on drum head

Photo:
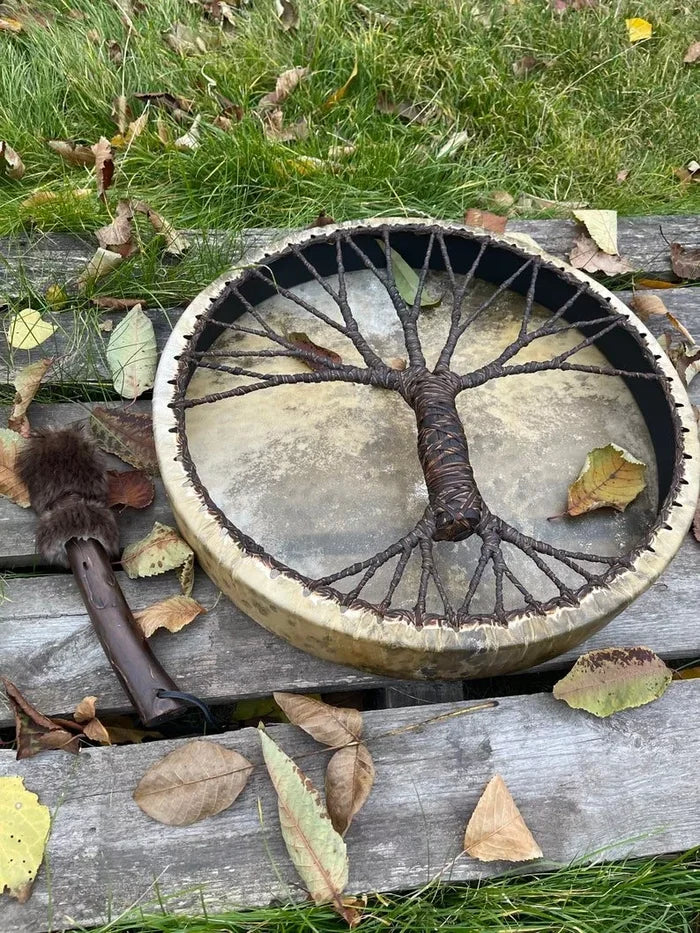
[566,443,646,516]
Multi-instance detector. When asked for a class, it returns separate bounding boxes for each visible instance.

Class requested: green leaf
[567,443,646,516]
[0,776,51,902]
[259,727,350,913]
[377,242,442,308]
[106,304,157,399]
[553,646,673,717]
[121,521,193,579]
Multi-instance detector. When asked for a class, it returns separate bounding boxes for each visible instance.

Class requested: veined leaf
[325,743,375,835]
[90,406,158,473]
[567,443,646,516]
[377,242,442,308]
[134,595,206,637]
[464,774,542,863]
[273,693,362,747]
[9,359,53,436]
[121,521,193,579]
[0,429,30,507]
[0,777,51,902]
[106,304,157,399]
[573,209,618,254]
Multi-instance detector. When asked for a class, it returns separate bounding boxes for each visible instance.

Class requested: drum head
[154,219,699,679]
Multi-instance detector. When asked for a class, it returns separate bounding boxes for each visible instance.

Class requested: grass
[79,852,700,932]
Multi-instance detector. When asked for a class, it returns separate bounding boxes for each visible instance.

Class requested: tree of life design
[173,227,663,628]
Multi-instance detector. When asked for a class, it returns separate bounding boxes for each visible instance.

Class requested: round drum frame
[154,218,699,680]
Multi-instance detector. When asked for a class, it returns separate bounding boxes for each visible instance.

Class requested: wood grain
[0,682,698,932]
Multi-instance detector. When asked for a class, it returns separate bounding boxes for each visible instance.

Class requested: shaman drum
[153,219,699,680]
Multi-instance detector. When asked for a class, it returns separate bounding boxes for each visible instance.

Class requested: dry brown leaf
[323,61,358,110]
[0,429,30,507]
[133,739,253,825]
[165,22,207,55]
[659,333,700,388]
[107,469,155,508]
[262,109,309,142]
[683,41,700,64]
[92,297,145,310]
[273,692,362,747]
[287,332,343,370]
[376,92,434,124]
[121,522,193,579]
[102,715,162,744]
[569,234,634,275]
[629,293,668,321]
[96,200,136,258]
[134,91,193,123]
[48,139,96,166]
[464,774,542,862]
[670,242,700,280]
[308,211,335,228]
[131,201,190,256]
[325,743,375,836]
[21,188,91,210]
[73,696,98,723]
[275,0,299,30]
[91,137,115,199]
[90,405,158,472]
[1,140,25,179]
[112,95,131,134]
[134,595,206,637]
[636,277,679,289]
[259,66,309,108]
[512,55,544,78]
[82,718,111,744]
[3,680,80,759]
[464,208,507,233]
[9,359,53,436]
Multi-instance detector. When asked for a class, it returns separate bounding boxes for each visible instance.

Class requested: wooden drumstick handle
[66,538,188,726]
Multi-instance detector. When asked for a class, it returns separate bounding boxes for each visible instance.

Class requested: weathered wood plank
[0,682,698,932]
[0,534,697,727]
[379,682,466,707]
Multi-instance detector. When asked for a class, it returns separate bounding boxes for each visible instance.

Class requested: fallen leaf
[106,304,157,399]
[262,110,309,142]
[131,201,190,256]
[107,469,155,508]
[464,774,542,862]
[658,333,700,388]
[636,278,678,289]
[202,1,238,28]
[573,209,618,254]
[45,285,68,310]
[355,2,396,26]
[259,66,310,108]
[77,248,124,288]
[134,595,206,637]
[553,646,672,716]
[102,715,162,744]
[616,169,630,184]
[516,192,587,213]
[327,144,356,159]
[90,406,158,472]
[111,95,131,134]
[3,680,80,759]
[567,443,646,516]
[259,728,353,923]
[275,0,298,30]
[323,61,358,109]
[7,309,56,350]
[96,200,136,258]
[72,696,111,744]
[134,739,253,825]
[107,38,123,63]
[82,718,111,744]
[287,332,343,371]
[273,693,362,747]
[21,188,91,210]
[134,92,193,123]
[670,242,700,280]
[487,190,515,211]
[90,137,114,199]
[174,114,202,152]
[0,776,51,903]
[47,139,95,166]
[178,552,195,596]
[629,293,668,321]
[626,17,652,43]
[73,696,98,722]
[464,208,507,233]
[0,141,25,179]
[308,211,335,227]
[325,743,375,835]
[0,16,23,32]
[8,359,53,436]
[92,297,145,310]
[121,521,193,579]
[684,41,700,64]
[436,130,471,159]
[0,429,30,507]
[675,664,700,679]
[377,242,442,307]
[112,109,149,148]
[165,22,207,55]
[569,234,634,275]
[376,92,434,124]
[512,55,544,78]
[100,319,114,333]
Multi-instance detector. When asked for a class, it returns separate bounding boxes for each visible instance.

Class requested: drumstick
[18,426,189,726]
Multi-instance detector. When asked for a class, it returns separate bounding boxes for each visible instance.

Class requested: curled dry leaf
[376,92,434,124]
[684,41,700,64]
[464,774,542,862]
[275,0,299,31]
[569,234,634,275]
[96,200,136,258]
[308,211,335,227]
[92,296,144,310]
[288,332,342,371]
[0,776,51,903]
[134,595,206,638]
[9,359,54,436]
[259,728,354,924]
[174,114,202,152]
[629,293,668,321]
[134,92,193,124]
[82,718,111,744]
[77,248,124,289]
[325,743,375,835]
[1,141,25,179]
[73,696,110,744]
[259,66,309,108]
[73,696,98,723]
[7,309,56,350]
[104,717,162,744]
[134,739,253,825]
[112,95,131,134]
[121,521,193,579]
[464,208,507,234]
[91,137,115,199]
[48,139,95,166]
[107,469,155,509]
[573,209,618,254]
[3,679,80,759]
[0,429,30,507]
[132,200,190,256]
[436,130,471,159]
[670,242,700,281]
[262,110,309,142]
[658,333,700,388]
[90,405,158,472]
[553,646,672,717]
[567,443,646,516]
[106,304,157,399]
[273,692,362,747]
[21,188,91,211]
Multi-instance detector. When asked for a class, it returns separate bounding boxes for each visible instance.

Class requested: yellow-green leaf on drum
[377,242,442,308]
[0,776,51,902]
[553,646,672,717]
[567,443,646,516]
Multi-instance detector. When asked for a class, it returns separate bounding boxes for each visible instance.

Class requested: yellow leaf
[0,776,51,902]
[7,309,56,350]
[464,774,542,862]
[567,443,646,516]
[121,521,193,579]
[133,595,206,637]
[323,60,358,110]
[573,209,618,255]
[626,17,652,42]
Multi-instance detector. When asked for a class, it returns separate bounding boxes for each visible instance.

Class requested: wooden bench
[1,217,699,932]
